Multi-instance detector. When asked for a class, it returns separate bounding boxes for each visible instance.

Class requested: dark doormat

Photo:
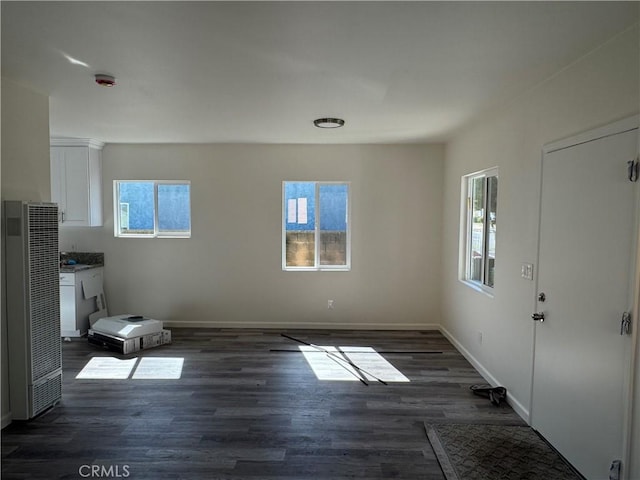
[425,423,584,480]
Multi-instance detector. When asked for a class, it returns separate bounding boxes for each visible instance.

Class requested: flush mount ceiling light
[95,73,116,87]
[313,118,345,129]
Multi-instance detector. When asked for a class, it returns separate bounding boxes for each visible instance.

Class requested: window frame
[114,180,191,238]
[460,168,498,294]
[282,181,351,272]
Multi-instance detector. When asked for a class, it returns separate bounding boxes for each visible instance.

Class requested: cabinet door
[87,146,103,226]
[60,285,77,336]
[50,147,66,221]
[61,147,90,226]
[50,143,103,227]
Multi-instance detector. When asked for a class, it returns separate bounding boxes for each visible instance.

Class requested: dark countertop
[60,264,103,273]
[60,251,105,273]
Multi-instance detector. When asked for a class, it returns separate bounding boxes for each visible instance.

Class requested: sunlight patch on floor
[76,357,138,380]
[299,346,410,382]
[131,357,184,379]
[76,357,184,380]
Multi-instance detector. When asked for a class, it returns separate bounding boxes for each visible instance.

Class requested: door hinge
[628,157,639,182]
[621,312,632,335]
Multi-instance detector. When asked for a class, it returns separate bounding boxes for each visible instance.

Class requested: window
[283,181,350,270]
[461,168,497,290]
[114,181,191,238]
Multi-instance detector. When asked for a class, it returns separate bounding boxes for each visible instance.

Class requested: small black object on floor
[470,384,507,406]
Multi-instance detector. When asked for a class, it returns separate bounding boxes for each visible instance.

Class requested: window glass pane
[119,203,130,230]
[485,176,498,287]
[461,169,497,289]
[319,184,348,266]
[470,177,485,282]
[284,182,315,267]
[158,184,191,234]
[118,182,154,234]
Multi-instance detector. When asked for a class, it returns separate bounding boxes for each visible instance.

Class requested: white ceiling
[2,1,637,144]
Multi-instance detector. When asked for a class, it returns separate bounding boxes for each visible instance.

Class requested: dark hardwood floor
[1,329,525,479]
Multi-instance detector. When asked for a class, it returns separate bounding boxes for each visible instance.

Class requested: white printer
[88,314,171,354]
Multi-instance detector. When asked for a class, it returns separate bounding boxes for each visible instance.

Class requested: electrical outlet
[327,300,334,309]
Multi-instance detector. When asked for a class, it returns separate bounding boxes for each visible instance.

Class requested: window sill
[116,234,191,239]
[283,267,351,272]
[459,279,494,298]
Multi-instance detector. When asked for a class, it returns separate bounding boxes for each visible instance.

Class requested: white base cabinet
[50,138,104,227]
[59,267,104,337]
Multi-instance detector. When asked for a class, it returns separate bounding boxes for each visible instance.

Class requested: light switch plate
[521,263,534,280]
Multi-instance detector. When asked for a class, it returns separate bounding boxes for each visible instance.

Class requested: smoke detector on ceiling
[95,74,116,87]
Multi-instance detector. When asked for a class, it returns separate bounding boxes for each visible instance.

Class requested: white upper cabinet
[50,138,104,227]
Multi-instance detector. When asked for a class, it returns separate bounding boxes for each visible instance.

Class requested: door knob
[532,312,545,322]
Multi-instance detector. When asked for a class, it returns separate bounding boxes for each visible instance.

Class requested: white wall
[631,10,640,476]
[631,218,640,477]
[1,78,51,202]
[60,143,444,330]
[0,78,51,428]
[441,18,639,434]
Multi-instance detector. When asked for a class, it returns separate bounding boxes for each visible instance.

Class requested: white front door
[532,119,638,479]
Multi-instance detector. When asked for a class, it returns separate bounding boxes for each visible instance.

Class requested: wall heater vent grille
[4,201,62,421]
[27,205,61,380]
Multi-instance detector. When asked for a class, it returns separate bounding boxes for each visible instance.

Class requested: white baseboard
[1,411,12,429]
[163,320,441,331]
[439,325,530,423]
